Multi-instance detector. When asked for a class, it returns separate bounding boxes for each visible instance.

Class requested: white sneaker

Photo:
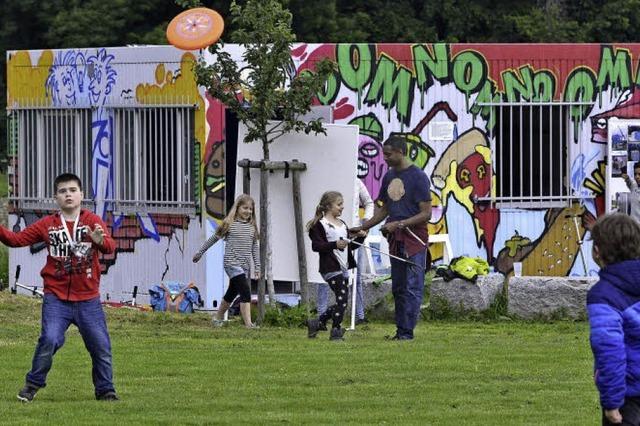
[246,323,260,329]
[212,319,224,327]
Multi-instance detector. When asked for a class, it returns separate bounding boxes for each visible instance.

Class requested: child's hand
[89,225,105,245]
[253,271,261,280]
[622,173,631,184]
[336,239,348,250]
[604,408,622,423]
[192,253,202,263]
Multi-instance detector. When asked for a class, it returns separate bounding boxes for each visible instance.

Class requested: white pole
[223,273,229,321]
[348,266,357,331]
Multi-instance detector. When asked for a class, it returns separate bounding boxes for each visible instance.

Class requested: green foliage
[175,0,203,9]
[262,303,309,327]
[194,0,335,152]
[0,291,598,424]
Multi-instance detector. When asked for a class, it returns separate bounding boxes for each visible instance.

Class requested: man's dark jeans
[390,242,427,339]
[25,293,115,396]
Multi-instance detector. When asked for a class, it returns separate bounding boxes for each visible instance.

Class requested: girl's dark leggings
[319,274,348,329]
[223,273,251,303]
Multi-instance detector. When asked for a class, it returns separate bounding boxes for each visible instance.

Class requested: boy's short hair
[53,173,83,194]
[591,213,640,265]
[634,161,640,171]
[383,135,407,155]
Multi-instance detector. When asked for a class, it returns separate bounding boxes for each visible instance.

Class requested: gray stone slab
[507,276,598,320]
[429,273,504,314]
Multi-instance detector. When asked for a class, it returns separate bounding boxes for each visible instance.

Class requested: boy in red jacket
[1,173,118,402]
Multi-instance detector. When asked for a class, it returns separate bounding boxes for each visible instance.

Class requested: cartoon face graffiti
[591,89,640,143]
[435,128,500,259]
[457,152,491,196]
[380,132,436,172]
[358,136,387,201]
[87,49,117,106]
[46,51,83,106]
[205,142,225,220]
[350,114,385,200]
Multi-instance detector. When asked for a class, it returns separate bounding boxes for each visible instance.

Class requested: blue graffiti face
[46,51,84,106]
[87,49,117,106]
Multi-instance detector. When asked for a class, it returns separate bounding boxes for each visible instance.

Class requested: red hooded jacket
[0,209,115,301]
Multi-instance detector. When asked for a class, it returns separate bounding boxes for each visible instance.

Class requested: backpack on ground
[435,256,490,282]
[149,282,203,313]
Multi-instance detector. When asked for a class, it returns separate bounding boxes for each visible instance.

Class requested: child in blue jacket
[588,213,640,425]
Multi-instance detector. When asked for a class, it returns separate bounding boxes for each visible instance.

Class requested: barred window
[113,105,196,214]
[7,105,196,215]
[482,102,586,208]
[9,107,92,210]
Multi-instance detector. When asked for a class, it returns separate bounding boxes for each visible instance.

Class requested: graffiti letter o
[317,70,340,105]
[452,51,487,94]
[564,67,596,122]
[337,44,374,92]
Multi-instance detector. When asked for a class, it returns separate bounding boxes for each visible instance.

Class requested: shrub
[262,303,310,328]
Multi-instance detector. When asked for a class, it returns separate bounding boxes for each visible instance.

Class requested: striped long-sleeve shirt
[195,221,260,273]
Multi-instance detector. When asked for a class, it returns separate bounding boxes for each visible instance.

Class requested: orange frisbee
[167,7,224,50]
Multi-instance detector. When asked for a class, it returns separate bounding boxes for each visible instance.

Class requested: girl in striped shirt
[193,194,260,328]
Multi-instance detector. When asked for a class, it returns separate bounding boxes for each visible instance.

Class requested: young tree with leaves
[188,0,334,321]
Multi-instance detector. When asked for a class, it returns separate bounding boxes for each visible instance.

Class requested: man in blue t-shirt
[354,135,432,340]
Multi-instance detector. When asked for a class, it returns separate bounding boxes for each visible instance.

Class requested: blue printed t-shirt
[378,165,431,221]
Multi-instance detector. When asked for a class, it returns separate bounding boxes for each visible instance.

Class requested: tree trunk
[257,137,277,323]
[291,161,309,309]
[258,164,268,322]
[263,144,276,307]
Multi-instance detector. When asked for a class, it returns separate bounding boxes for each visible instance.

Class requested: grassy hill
[0,291,600,424]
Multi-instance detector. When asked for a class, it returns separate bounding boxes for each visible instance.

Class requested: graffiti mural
[6,46,209,304]
[9,41,640,291]
[289,43,640,276]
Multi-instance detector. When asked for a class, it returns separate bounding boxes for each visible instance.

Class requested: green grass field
[0,292,600,425]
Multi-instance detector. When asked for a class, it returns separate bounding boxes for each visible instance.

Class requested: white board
[236,123,359,283]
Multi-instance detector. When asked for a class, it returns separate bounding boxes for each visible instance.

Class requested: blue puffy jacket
[587,259,640,409]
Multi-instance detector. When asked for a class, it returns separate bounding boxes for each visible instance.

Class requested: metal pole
[341,238,419,267]
[571,215,588,275]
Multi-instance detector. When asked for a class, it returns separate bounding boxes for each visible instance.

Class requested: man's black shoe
[307,319,321,338]
[330,327,345,341]
[96,391,119,401]
[17,384,39,403]
[355,318,369,325]
[385,334,413,341]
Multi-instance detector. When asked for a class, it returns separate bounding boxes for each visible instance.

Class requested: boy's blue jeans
[26,293,115,396]
[390,243,426,339]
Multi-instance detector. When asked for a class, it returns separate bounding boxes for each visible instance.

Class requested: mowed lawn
[0,292,599,425]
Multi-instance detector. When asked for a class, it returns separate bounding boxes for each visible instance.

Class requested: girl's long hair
[216,194,259,239]
[306,191,343,231]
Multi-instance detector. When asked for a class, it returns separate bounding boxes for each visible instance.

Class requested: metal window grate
[112,105,196,214]
[6,103,196,214]
[478,101,590,208]
[8,107,93,210]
